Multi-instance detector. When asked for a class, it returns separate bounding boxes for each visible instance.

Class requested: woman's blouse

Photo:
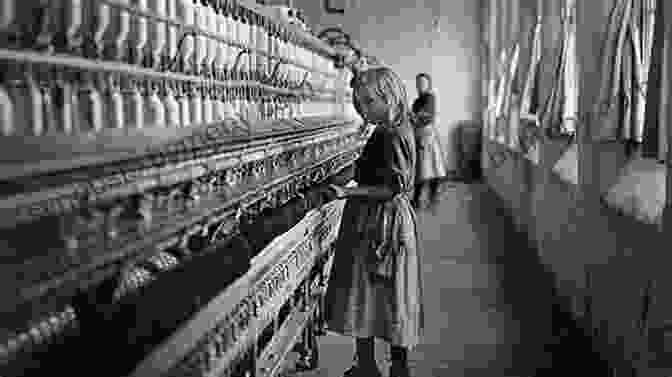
[412,92,436,127]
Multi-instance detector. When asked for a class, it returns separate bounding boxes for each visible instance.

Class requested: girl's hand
[359,123,375,137]
[328,184,348,200]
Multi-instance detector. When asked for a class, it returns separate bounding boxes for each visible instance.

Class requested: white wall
[294,0,482,171]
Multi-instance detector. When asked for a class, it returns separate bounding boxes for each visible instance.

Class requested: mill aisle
[284,183,566,377]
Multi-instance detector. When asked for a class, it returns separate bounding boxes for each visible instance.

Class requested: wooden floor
[284,182,562,377]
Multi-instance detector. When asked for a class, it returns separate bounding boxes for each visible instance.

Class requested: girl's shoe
[390,363,411,377]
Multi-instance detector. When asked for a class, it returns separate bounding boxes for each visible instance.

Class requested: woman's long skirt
[415,125,448,182]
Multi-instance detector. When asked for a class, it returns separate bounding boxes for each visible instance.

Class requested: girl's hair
[350,67,411,127]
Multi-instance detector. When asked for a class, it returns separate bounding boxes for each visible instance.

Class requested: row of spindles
[0,306,78,367]
[0,0,346,137]
[0,62,345,137]
[0,0,337,87]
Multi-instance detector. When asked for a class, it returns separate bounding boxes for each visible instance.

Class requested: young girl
[323,67,424,377]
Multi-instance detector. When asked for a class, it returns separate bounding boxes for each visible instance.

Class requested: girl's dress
[325,120,425,349]
[412,92,448,181]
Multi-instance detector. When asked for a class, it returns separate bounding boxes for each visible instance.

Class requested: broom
[552,137,578,185]
[602,156,665,225]
[602,0,665,226]
[550,0,580,185]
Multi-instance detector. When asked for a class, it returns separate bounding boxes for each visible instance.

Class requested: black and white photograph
[0,0,671,376]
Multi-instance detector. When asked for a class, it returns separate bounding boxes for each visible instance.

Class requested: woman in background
[323,67,424,377]
[412,73,447,209]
